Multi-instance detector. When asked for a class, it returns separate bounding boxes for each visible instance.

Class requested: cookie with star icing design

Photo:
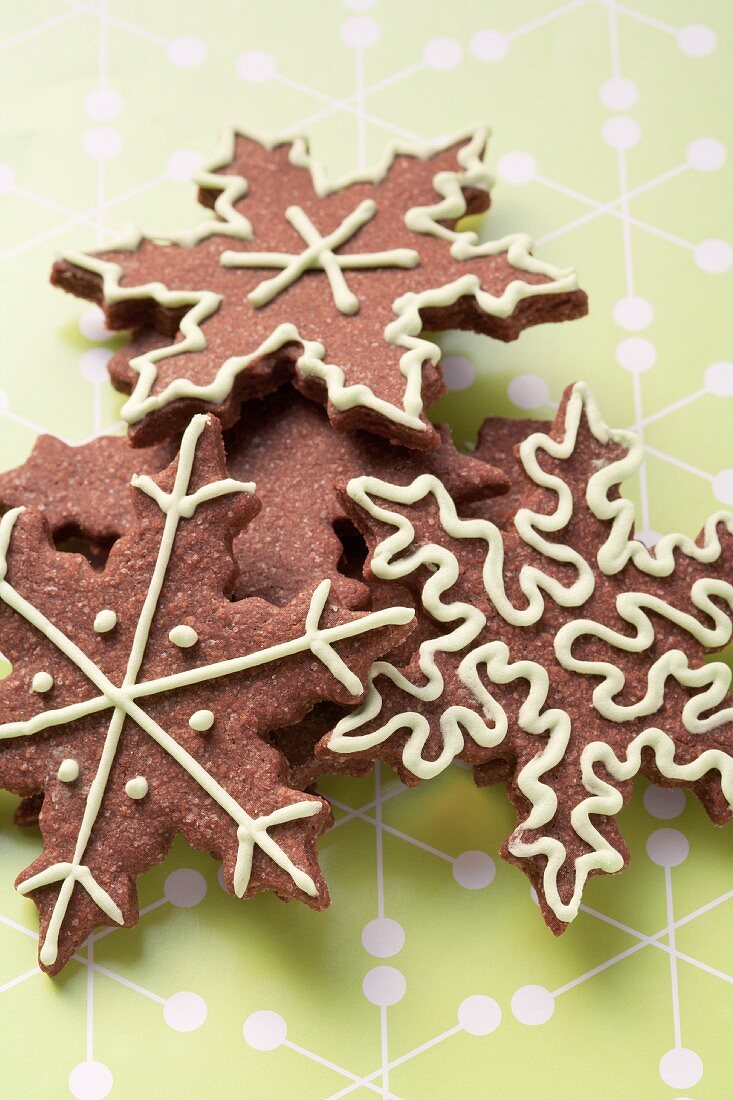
[51,125,587,449]
[0,414,414,973]
[316,383,733,933]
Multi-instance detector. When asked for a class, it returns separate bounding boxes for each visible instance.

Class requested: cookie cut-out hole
[0,654,11,682]
[53,524,117,571]
[333,518,367,580]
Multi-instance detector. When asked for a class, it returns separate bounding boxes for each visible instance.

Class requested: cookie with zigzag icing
[51,125,586,449]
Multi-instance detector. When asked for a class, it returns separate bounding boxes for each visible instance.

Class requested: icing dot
[57,758,79,783]
[706,361,733,396]
[163,991,207,1032]
[164,868,207,908]
[686,138,726,172]
[93,609,117,634]
[189,709,215,732]
[362,965,406,1007]
[694,238,733,274]
[677,24,717,58]
[599,77,638,111]
[236,50,276,82]
[423,38,462,70]
[659,1048,703,1089]
[79,306,112,342]
[167,36,206,68]
[712,469,733,505]
[84,88,122,121]
[442,355,476,392]
[601,116,641,150]
[644,786,686,820]
[635,529,660,548]
[497,151,537,185]
[0,164,17,194]
[362,917,405,958]
[458,995,502,1036]
[243,1010,287,1050]
[169,624,199,648]
[83,127,122,160]
[0,390,9,416]
[646,827,689,867]
[68,1060,113,1100]
[341,16,380,48]
[612,295,654,331]
[125,776,148,800]
[615,337,656,373]
[79,348,114,383]
[470,29,509,62]
[453,850,495,890]
[32,671,54,694]
[167,149,203,182]
[508,373,550,410]
[511,985,554,1025]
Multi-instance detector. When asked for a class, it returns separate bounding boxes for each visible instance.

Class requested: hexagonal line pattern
[0,1,730,1098]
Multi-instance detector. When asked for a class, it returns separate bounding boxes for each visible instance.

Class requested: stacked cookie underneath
[0,127,731,974]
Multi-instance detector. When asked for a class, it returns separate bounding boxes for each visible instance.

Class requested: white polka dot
[694,238,733,274]
[217,864,227,892]
[167,36,206,68]
[470,29,509,62]
[84,88,122,121]
[529,885,539,905]
[511,985,554,1025]
[167,149,204,182]
[497,151,537,185]
[508,373,550,410]
[423,38,462,70]
[458,995,502,1036]
[646,827,689,867]
[635,529,660,548]
[68,1060,113,1100]
[712,469,733,505]
[0,390,10,416]
[615,337,656,373]
[342,0,376,7]
[602,116,641,150]
[79,348,113,384]
[706,361,733,397]
[236,50,276,82]
[362,917,405,958]
[164,868,207,908]
[164,991,207,1032]
[453,850,495,890]
[0,163,17,194]
[341,16,380,48]
[442,355,476,392]
[83,127,122,160]
[599,77,638,111]
[79,305,112,342]
[659,1047,703,1089]
[686,138,727,171]
[244,1010,287,1051]
[677,25,717,58]
[613,295,654,331]
[644,786,686,820]
[363,965,406,1007]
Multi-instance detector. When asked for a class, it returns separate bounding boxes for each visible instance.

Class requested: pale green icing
[169,624,199,648]
[222,199,419,314]
[57,758,79,783]
[189,708,214,732]
[125,776,148,800]
[32,671,53,694]
[58,124,579,431]
[328,382,733,924]
[93,609,117,633]
[0,416,414,965]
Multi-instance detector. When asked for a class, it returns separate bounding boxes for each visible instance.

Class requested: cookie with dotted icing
[51,124,587,449]
[0,414,414,973]
[316,383,733,934]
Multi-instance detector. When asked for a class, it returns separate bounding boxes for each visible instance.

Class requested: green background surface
[0,1,732,1097]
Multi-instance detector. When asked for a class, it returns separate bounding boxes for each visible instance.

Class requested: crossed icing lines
[0,415,413,966]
